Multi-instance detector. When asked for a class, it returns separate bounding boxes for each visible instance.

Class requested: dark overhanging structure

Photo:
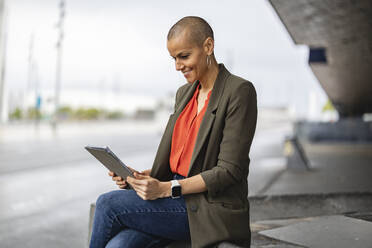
[269,0,372,118]
[268,0,372,142]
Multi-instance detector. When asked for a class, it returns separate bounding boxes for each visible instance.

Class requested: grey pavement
[1,112,371,247]
[258,142,372,196]
[249,137,372,247]
[0,113,289,248]
[0,120,164,247]
[259,215,372,248]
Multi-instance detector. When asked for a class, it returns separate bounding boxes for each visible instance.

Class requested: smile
[182,70,192,76]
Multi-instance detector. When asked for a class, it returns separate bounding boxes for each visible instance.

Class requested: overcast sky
[5,0,326,112]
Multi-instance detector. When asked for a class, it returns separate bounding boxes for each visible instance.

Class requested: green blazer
[150,63,257,247]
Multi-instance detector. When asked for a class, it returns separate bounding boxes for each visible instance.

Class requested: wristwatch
[171,180,182,199]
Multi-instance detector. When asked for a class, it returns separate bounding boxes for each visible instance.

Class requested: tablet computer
[85,146,134,189]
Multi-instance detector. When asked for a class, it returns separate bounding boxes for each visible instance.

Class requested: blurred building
[269,0,372,142]
[14,89,160,119]
[269,0,372,119]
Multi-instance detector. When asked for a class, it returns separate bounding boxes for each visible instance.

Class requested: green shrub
[74,107,101,120]
[26,107,42,119]
[9,107,22,120]
[106,111,124,119]
[58,106,74,119]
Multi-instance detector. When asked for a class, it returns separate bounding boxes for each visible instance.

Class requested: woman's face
[167,30,208,84]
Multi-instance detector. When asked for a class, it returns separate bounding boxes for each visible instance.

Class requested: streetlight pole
[52,0,65,131]
[0,0,7,123]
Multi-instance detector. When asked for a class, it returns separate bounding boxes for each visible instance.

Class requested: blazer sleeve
[200,82,257,196]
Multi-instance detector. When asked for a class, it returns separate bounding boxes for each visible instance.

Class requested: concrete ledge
[166,241,245,248]
[250,192,372,221]
[88,192,372,246]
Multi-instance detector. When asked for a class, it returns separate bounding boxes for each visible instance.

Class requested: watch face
[172,185,181,198]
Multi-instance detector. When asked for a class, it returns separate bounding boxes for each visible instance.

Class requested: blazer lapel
[175,81,199,117]
[150,80,198,180]
[187,64,229,177]
[151,64,230,180]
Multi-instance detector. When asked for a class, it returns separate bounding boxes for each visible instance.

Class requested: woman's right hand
[108,166,151,189]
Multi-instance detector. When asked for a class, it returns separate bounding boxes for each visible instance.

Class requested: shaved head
[167,16,214,47]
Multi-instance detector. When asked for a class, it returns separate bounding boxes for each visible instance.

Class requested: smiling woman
[89,16,258,248]
[167,17,218,91]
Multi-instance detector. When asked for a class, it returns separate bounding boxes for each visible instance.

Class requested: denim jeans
[89,174,190,248]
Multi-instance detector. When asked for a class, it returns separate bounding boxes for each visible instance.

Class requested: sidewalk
[249,141,372,247]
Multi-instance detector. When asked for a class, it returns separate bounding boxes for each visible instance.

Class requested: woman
[89,16,257,248]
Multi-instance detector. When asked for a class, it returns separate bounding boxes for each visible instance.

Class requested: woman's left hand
[126,172,171,200]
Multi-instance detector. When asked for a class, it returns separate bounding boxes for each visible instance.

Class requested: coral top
[170,83,212,177]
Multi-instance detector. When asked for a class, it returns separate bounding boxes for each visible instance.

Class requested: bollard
[284,136,310,170]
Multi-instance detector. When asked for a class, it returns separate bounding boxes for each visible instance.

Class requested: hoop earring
[206,55,211,68]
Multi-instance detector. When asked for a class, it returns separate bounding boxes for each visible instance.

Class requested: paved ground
[1,112,371,248]
[0,121,167,247]
[249,137,372,247]
[0,112,290,248]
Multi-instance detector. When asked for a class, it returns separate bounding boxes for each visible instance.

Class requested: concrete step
[250,192,372,222]
[166,241,245,248]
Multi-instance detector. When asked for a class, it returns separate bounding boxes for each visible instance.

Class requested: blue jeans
[89,174,190,248]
